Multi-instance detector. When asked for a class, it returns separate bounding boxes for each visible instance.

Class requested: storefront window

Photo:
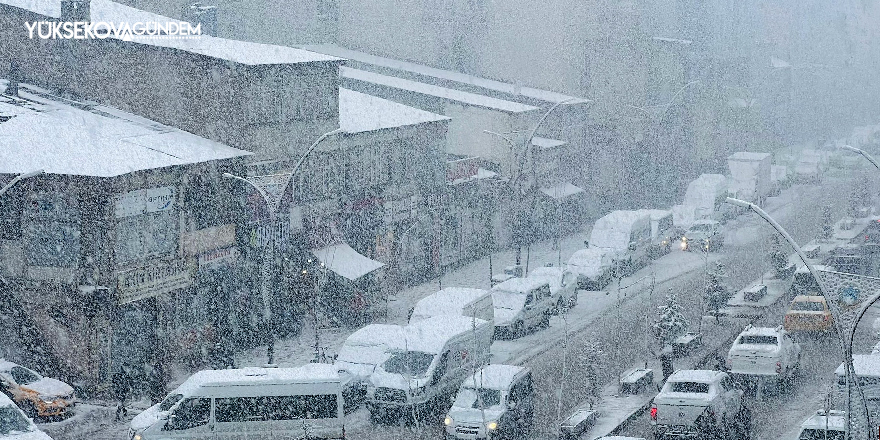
[24,192,80,268]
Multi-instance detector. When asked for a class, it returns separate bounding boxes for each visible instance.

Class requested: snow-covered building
[0,82,253,388]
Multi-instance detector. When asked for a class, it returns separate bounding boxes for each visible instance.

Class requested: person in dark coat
[660,346,675,383]
[112,369,131,421]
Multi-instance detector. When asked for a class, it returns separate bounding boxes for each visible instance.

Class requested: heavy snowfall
[2,1,880,440]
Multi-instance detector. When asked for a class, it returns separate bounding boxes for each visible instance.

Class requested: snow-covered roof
[540,182,585,200]
[1,0,341,66]
[737,326,782,337]
[0,87,252,177]
[412,288,490,318]
[450,168,498,185]
[464,365,527,390]
[728,151,771,162]
[800,409,846,431]
[491,277,550,294]
[592,210,651,232]
[344,324,407,348]
[339,88,449,133]
[633,209,673,221]
[341,67,541,114]
[175,365,340,395]
[531,137,567,149]
[402,315,488,354]
[835,354,880,377]
[312,243,385,281]
[667,370,721,383]
[300,44,590,105]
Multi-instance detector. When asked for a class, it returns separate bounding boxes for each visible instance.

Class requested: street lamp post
[223,129,342,366]
[842,145,880,171]
[726,197,869,439]
[0,169,44,196]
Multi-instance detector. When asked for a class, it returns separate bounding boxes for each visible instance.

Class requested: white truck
[528,264,578,314]
[588,210,652,276]
[334,324,406,409]
[366,315,492,424]
[726,325,801,389]
[727,152,772,206]
[409,288,493,325]
[650,370,749,440]
[566,247,615,290]
[682,174,737,224]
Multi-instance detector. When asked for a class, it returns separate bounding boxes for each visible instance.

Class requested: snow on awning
[540,182,585,200]
[312,243,385,281]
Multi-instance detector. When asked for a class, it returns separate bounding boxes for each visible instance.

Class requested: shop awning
[540,182,585,200]
[312,243,385,281]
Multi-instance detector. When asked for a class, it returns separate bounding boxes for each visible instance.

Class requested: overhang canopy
[540,182,585,200]
[312,243,385,281]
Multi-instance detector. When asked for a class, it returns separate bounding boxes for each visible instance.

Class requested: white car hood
[130,404,166,432]
[24,378,73,398]
[492,307,519,326]
[335,360,375,381]
[370,369,427,391]
[448,406,505,424]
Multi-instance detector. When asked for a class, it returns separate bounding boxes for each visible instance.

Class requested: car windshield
[383,351,435,376]
[453,387,502,409]
[738,335,778,345]
[159,393,184,412]
[9,367,39,385]
[670,382,710,393]
[799,428,845,440]
[0,406,32,434]
[791,301,825,312]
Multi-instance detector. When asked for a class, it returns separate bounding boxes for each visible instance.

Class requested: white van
[129,364,344,440]
[795,409,844,440]
[566,247,615,290]
[409,288,493,324]
[491,277,554,339]
[588,210,652,276]
[334,324,406,409]
[444,365,534,440]
[366,315,492,424]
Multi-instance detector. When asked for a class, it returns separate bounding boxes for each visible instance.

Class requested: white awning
[312,243,385,281]
[540,182,585,200]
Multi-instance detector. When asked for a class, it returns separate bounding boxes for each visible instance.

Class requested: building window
[0,187,23,240]
[24,192,81,268]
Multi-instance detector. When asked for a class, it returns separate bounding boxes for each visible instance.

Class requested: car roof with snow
[172,364,341,395]
[568,247,613,264]
[835,354,880,377]
[667,370,723,383]
[0,359,20,372]
[462,365,528,390]
[344,324,407,348]
[737,325,784,338]
[412,288,490,317]
[492,277,550,293]
[633,209,673,220]
[401,315,488,354]
[800,409,846,431]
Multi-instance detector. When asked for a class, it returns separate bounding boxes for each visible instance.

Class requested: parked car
[409,288,493,324]
[795,409,844,440]
[651,370,749,440]
[491,278,554,339]
[0,360,74,420]
[528,265,578,314]
[444,365,533,440]
[334,324,406,411]
[784,295,834,332]
[566,248,615,290]
[680,219,724,252]
[0,393,53,440]
[726,325,800,389]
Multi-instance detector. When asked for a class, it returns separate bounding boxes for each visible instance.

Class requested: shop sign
[181,224,236,256]
[117,259,191,305]
[198,247,239,271]
[115,186,176,218]
[248,221,290,249]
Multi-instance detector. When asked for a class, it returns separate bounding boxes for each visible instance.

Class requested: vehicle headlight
[39,395,56,404]
[133,434,142,440]
[444,415,453,426]
[487,420,498,430]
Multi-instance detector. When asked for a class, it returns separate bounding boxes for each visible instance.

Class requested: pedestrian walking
[112,368,132,421]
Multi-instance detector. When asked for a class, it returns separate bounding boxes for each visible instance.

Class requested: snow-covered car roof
[491,277,550,294]
[344,324,407,348]
[835,354,880,377]
[463,365,528,390]
[667,370,723,383]
[800,409,846,431]
[401,315,488,354]
[569,247,613,263]
[412,288,489,318]
[737,325,784,338]
[0,359,21,372]
[174,364,341,396]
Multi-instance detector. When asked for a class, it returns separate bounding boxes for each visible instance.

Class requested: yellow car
[784,295,833,332]
[0,360,75,419]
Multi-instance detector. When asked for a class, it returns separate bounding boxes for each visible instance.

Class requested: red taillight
[824,315,829,322]
[776,362,782,373]
[651,405,658,420]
